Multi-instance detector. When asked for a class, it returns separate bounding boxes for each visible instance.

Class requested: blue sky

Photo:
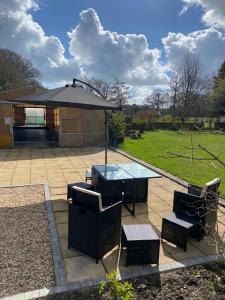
[32,0,204,58]
[0,0,225,103]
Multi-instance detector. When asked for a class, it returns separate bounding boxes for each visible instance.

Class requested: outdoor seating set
[67,162,221,265]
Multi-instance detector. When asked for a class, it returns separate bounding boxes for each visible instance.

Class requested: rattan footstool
[121,224,160,266]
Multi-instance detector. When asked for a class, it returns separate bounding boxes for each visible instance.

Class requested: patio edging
[44,183,66,287]
[0,254,218,300]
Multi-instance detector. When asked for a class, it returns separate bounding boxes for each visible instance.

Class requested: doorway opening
[13,105,59,146]
[25,107,45,126]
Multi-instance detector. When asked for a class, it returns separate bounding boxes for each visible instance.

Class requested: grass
[120,130,225,194]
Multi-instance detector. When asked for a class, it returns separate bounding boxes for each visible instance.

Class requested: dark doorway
[13,106,59,147]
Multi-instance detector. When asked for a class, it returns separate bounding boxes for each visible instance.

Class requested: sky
[0,0,225,103]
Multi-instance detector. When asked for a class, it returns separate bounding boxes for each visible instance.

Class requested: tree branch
[198,144,225,168]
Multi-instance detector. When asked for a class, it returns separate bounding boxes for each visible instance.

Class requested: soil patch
[44,263,225,300]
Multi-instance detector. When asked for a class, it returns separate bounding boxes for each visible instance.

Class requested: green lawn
[120,130,225,194]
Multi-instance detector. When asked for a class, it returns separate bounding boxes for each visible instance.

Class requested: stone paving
[0,147,224,285]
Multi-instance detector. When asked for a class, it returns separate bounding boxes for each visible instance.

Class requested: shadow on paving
[0,147,104,162]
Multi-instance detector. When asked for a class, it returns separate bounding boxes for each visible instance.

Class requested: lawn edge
[110,147,188,187]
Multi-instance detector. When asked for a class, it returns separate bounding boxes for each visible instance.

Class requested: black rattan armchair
[68,186,122,263]
[161,178,221,251]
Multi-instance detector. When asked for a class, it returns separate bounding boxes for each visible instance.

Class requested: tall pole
[72,78,109,165]
[105,110,108,165]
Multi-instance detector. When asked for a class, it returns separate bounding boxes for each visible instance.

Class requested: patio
[0,147,224,288]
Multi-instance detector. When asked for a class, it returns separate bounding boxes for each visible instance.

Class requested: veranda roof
[11,86,120,110]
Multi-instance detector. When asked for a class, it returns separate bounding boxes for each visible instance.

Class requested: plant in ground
[99,271,134,300]
[109,113,126,146]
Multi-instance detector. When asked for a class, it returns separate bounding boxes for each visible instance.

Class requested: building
[0,86,118,148]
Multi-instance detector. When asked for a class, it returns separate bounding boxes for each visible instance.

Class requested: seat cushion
[164,212,200,228]
[72,186,103,212]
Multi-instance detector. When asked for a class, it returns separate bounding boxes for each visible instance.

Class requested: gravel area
[0,185,55,297]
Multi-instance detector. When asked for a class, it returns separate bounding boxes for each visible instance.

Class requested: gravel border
[0,184,55,297]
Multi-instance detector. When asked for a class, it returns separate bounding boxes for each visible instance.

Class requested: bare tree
[110,77,129,106]
[83,76,114,99]
[171,53,211,123]
[0,48,41,91]
[170,74,180,126]
[83,76,129,106]
[145,90,167,117]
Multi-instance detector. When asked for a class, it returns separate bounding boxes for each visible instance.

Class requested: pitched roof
[11,86,120,110]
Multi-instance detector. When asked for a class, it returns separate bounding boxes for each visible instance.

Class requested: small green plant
[99,271,134,300]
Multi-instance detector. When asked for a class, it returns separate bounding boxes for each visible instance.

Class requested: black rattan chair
[68,186,122,263]
[161,178,221,251]
[67,181,93,200]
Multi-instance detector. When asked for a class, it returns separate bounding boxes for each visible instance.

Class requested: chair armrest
[188,184,202,196]
[99,201,122,224]
[101,201,122,214]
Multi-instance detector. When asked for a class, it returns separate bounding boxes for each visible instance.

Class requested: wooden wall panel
[85,120,105,133]
[85,110,104,120]
[59,134,84,146]
[14,106,25,125]
[85,133,105,145]
[60,108,83,119]
[0,104,11,117]
[0,118,10,133]
[0,134,12,147]
[61,119,83,133]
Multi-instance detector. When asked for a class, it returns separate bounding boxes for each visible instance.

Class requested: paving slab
[65,256,106,282]
[59,238,83,259]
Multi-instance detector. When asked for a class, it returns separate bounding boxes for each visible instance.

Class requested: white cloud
[68,8,169,86]
[0,0,80,84]
[181,0,225,29]
[128,86,154,104]
[0,0,224,105]
[162,27,225,74]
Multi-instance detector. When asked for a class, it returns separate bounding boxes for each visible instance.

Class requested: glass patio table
[91,163,161,215]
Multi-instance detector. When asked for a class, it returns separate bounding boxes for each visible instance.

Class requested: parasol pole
[72,79,109,165]
[105,110,109,165]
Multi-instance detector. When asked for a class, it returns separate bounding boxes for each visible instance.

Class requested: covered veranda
[1,82,120,150]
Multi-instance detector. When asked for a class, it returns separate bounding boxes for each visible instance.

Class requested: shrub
[109,113,126,146]
[99,271,134,300]
[133,119,148,133]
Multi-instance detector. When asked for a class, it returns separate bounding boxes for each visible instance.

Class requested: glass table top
[93,163,161,180]
[93,164,133,180]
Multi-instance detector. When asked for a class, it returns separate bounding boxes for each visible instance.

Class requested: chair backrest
[72,186,103,212]
[200,177,221,198]
[173,191,206,220]
[200,178,221,227]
